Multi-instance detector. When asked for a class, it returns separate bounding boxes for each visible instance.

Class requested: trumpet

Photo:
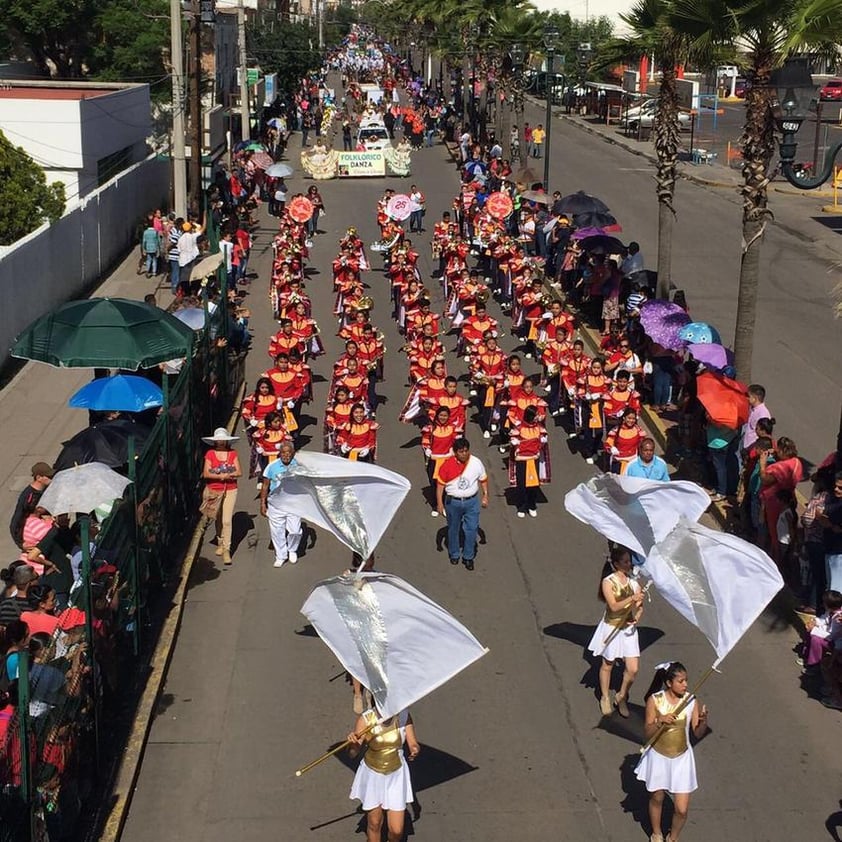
[352,296,374,312]
[476,287,491,305]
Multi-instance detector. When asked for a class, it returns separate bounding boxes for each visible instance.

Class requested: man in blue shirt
[625,438,670,481]
[260,441,303,567]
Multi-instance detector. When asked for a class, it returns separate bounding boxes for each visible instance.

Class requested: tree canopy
[0,132,66,245]
[247,21,323,99]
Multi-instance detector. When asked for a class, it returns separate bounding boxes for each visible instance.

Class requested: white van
[356,119,391,150]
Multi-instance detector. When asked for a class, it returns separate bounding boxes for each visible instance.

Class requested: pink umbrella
[386,193,416,221]
[688,343,734,371]
[252,152,274,169]
[639,300,691,351]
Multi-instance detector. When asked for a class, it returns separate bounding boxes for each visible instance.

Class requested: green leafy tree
[247,21,322,98]
[0,132,65,245]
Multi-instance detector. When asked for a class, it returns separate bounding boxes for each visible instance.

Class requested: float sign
[337,151,386,177]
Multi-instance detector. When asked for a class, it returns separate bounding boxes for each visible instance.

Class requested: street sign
[247,68,259,86]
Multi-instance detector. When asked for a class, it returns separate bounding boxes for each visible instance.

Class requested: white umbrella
[302,572,488,720]
[39,462,132,515]
[266,162,294,178]
[173,307,207,331]
[190,252,224,281]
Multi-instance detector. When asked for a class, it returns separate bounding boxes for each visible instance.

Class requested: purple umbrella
[688,342,734,371]
[572,226,606,240]
[639,300,691,351]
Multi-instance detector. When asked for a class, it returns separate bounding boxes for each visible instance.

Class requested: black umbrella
[54,420,151,471]
[571,210,620,230]
[556,190,610,216]
[579,234,626,255]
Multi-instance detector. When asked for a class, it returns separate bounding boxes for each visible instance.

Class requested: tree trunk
[654,60,679,300]
[733,56,776,381]
[656,201,673,299]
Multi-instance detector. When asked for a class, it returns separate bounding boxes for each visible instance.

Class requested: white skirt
[350,753,414,812]
[587,618,640,661]
[635,745,698,794]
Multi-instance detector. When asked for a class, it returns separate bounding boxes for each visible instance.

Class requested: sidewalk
[0,253,164,560]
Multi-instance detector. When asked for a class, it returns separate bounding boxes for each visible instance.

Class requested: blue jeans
[709,440,738,495]
[169,258,180,292]
[445,493,480,561]
[651,357,673,406]
[410,209,423,232]
[145,252,158,275]
[827,552,842,593]
[425,129,435,147]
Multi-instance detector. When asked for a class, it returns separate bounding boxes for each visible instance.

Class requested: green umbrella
[11,297,195,369]
[244,142,265,151]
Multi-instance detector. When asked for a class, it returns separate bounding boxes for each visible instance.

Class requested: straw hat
[202,427,240,445]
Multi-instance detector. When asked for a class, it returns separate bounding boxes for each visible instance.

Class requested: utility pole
[543,26,559,191]
[238,0,250,141]
[170,0,187,218]
[189,0,203,214]
[317,0,324,51]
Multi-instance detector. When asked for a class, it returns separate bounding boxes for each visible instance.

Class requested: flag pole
[639,664,715,755]
[295,721,378,777]
[598,581,652,654]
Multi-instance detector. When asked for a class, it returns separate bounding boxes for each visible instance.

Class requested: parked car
[626,99,692,131]
[820,78,842,101]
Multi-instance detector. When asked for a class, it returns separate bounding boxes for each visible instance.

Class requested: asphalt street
[120,125,841,842]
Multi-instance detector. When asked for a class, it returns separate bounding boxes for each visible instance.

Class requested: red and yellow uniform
[605,423,646,471]
[421,420,459,480]
[254,425,292,463]
[241,392,279,428]
[337,419,379,461]
[603,386,642,422]
[461,314,498,349]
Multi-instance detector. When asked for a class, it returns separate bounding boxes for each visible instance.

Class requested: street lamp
[771,57,833,189]
[543,25,560,190]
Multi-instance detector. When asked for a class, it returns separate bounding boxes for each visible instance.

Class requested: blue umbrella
[69,374,163,412]
[678,321,722,345]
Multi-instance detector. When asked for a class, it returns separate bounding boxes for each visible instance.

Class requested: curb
[99,379,247,842]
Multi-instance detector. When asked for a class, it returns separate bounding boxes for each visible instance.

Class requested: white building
[0,81,151,206]
[532,0,634,31]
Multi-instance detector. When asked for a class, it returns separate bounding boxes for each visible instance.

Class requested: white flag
[642,517,783,667]
[273,451,411,559]
[302,573,488,719]
[564,473,711,557]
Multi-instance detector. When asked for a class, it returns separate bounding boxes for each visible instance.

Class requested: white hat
[202,427,240,444]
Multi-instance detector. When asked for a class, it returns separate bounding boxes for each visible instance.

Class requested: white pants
[267,506,302,562]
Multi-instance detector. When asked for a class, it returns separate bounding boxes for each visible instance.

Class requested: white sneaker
[498,446,507,454]
[273,559,286,568]
[586,456,595,465]
[469,389,477,397]
[288,551,298,564]
[528,509,538,518]
[490,424,498,432]
[568,432,579,440]
[463,355,471,363]
[517,511,526,518]
[483,430,490,439]
[543,385,552,394]
[431,510,439,517]
[525,353,532,359]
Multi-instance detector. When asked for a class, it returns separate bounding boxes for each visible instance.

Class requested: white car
[356,121,391,150]
[627,99,691,131]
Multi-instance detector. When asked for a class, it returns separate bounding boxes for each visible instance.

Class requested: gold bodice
[652,692,689,758]
[362,712,404,774]
[603,574,637,628]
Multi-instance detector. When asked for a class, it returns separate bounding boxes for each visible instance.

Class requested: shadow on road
[619,752,658,837]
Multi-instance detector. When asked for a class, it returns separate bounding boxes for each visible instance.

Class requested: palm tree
[603,0,693,300]
[673,0,842,380]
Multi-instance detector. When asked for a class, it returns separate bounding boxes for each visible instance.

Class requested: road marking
[617,167,652,171]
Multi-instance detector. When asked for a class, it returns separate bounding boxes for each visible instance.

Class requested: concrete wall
[0,154,169,372]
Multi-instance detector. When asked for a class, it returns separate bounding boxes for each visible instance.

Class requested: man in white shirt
[435,438,488,571]
[177,222,203,291]
[260,441,303,567]
[620,241,644,277]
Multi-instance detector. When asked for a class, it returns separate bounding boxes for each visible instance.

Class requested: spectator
[531,123,545,158]
[141,219,161,278]
[821,472,842,593]
[9,462,54,549]
[0,566,37,625]
[741,384,772,454]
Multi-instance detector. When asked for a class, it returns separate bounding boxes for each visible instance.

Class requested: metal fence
[0,270,245,841]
